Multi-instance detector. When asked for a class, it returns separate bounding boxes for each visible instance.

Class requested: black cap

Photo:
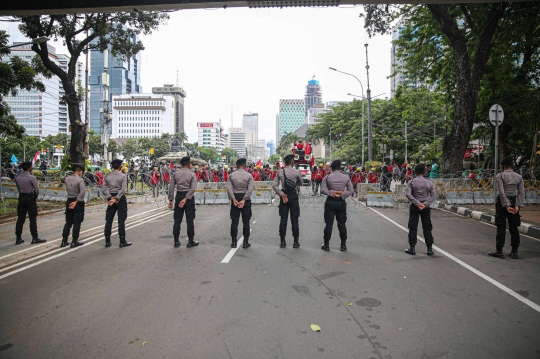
[284,154,295,163]
[331,160,341,169]
[236,158,247,166]
[20,161,33,171]
[71,163,84,172]
[180,156,191,166]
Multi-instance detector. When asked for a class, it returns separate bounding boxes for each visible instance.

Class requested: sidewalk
[437,202,540,239]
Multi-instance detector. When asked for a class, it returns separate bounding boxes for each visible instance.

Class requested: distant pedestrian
[405,163,436,256]
[61,163,86,248]
[429,158,439,178]
[102,159,132,248]
[227,158,254,248]
[14,161,46,245]
[488,157,525,259]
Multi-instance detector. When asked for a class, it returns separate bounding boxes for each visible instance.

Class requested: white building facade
[228,127,247,158]
[112,94,175,139]
[198,122,226,152]
[242,113,258,149]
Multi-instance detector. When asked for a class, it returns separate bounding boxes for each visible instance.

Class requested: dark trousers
[495,197,520,250]
[173,191,196,238]
[313,180,321,194]
[324,198,347,241]
[230,193,252,239]
[279,190,300,239]
[15,194,38,239]
[104,195,128,238]
[408,203,434,246]
[62,198,85,241]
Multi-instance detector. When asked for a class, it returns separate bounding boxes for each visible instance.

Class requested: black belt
[19,193,35,196]
[326,197,345,202]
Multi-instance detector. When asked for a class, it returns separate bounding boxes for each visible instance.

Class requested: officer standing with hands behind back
[168,156,199,249]
[227,158,254,249]
[488,157,525,259]
[320,160,354,251]
[272,154,303,248]
[61,163,86,248]
[102,159,132,248]
[14,161,46,245]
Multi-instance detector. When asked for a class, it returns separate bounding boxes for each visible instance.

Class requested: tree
[362,3,537,173]
[0,31,46,139]
[13,12,170,165]
[199,147,219,163]
[121,138,142,160]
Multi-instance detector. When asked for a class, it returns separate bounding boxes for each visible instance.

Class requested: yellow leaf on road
[311,324,321,332]
[142,341,147,347]
[348,302,352,306]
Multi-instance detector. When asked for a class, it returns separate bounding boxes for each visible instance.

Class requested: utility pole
[100,49,111,168]
[381,125,385,163]
[365,43,373,162]
[405,121,408,164]
[434,121,436,142]
[84,26,89,157]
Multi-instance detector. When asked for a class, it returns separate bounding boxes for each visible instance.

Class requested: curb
[437,202,540,239]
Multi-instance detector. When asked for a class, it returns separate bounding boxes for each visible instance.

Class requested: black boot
[321,239,330,251]
[119,236,132,248]
[231,236,237,248]
[70,239,84,248]
[293,238,300,248]
[340,239,347,251]
[174,235,181,248]
[508,248,519,259]
[427,244,434,256]
[60,237,69,248]
[405,245,416,255]
[105,236,112,248]
[488,250,504,259]
[15,237,24,245]
[31,238,46,244]
[187,237,199,248]
[280,237,286,248]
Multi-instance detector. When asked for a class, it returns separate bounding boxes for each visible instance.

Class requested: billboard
[199,123,214,128]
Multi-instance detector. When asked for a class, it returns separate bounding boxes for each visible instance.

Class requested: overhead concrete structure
[0,0,501,15]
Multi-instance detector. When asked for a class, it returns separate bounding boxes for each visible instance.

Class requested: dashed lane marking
[221,229,253,264]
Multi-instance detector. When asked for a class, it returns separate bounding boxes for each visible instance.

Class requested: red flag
[311,155,315,167]
[32,151,40,165]
[256,159,263,167]
[305,143,312,155]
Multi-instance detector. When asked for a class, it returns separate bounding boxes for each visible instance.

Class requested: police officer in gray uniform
[227,158,254,248]
[102,159,132,248]
[14,161,46,245]
[405,163,436,256]
[61,163,86,248]
[489,157,525,259]
[272,154,303,248]
[320,160,354,251]
[168,156,199,248]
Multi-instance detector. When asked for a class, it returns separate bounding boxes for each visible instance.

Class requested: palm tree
[277,132,301,153]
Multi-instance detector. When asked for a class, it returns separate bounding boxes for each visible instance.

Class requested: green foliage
[199,147,219,163]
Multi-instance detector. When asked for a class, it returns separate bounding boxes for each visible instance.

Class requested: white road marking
[366,205,540,314]
[221,229,252,264]
[252,221,257,224]
[0,206,165,261]
[0,211,171,280]
[0,211,169,275]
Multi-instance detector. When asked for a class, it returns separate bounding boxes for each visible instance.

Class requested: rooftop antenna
[176,69,179,87]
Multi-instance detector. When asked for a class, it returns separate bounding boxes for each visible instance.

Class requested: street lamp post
[329,67,365,164]
[365,44,373,162]
[322,122,332,163]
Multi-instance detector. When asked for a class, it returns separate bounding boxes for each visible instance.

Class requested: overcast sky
[3,7,391,144]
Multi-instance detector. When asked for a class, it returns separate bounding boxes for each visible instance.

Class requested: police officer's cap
[111,159,122,166]
[415,163,426,174]
[501,157,513,168]
[20,161,33,171]
[236,158,247,166]
[331,160,341,169]
[284,154,295,163]
[71,163,84,172]
[180,156,191,166]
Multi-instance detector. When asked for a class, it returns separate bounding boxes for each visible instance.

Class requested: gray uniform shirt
[496,170,525,207]
[406,176,436,206]
[227,169,254,200]
[321,170,354,199]
[168,168,197,201]
[102,170,127,199]
[65,174,86,202]
[272,166,303,197]
[15,171,40,196]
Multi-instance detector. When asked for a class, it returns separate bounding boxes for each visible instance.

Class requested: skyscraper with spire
[304,77,323,117]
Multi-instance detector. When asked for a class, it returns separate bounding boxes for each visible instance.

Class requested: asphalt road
[0,197,539,359]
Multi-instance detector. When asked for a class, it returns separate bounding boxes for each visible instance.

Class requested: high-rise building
[275,114,280,146]
[242,113,258,149]
[1,43,61,138]
[152,84,186,134]
[89,33,142,133]
[307,103,325,125]
[304,79,322,117]
[278,99,305,142]
[228,127,246,158]
[112,94,174,139]
[198,122,227,152]
[266,139,275,156]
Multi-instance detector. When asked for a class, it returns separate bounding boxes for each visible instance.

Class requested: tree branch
[426,4,467,49]
[459,4,474,30]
